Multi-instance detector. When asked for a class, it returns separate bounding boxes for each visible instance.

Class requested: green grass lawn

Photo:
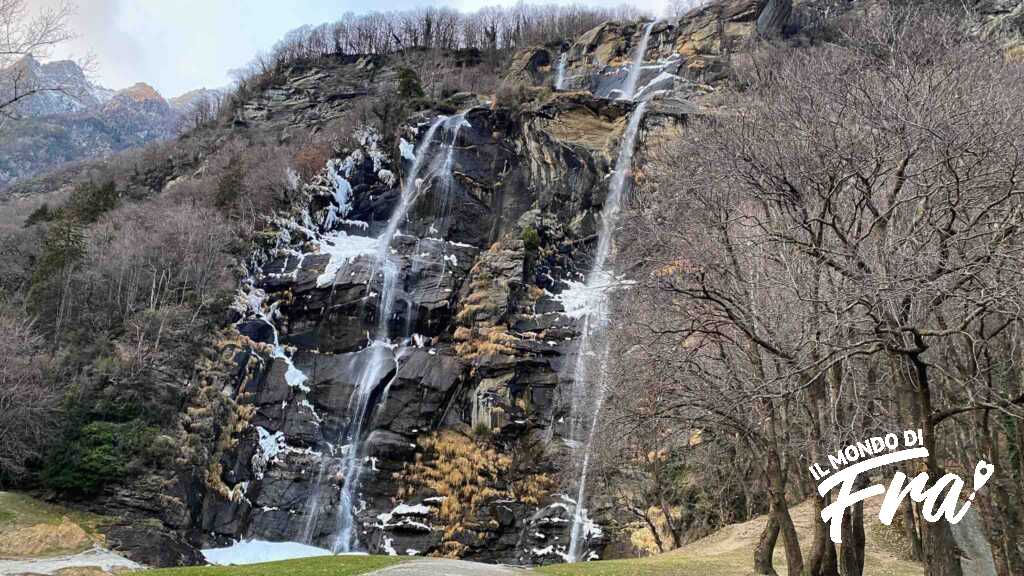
[145,556,403,576]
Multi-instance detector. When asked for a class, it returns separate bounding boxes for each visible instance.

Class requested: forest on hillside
[602,7,1024,575]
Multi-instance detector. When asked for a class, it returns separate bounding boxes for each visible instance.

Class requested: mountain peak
[116,82,164,103]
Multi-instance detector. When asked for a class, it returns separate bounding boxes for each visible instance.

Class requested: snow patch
[270,347,309,392]
[399,138,416,161]
[392,503,431,516]
[252,427,285,479]
[201,540,331,565]
[552,279,605,320]
[0,547,141,575]
[315,231,379,288]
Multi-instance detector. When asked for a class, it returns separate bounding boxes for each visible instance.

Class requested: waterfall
[555,53,568,90]
[331,115,457,553]
[564,103,646,562]
[405,117,467,335]
[303,114,468,554]
[620,21,655,101]
[301,116,449,550]
[563,23,653,560]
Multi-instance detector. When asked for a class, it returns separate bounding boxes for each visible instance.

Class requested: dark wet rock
[371,349,464,435]
[249,358,294,405]
[757,0,793,36]
[200,495,250,537]
[365,429,418,471]
[103,521,204,567]
[237,319,276,344]
[517,502,575,565]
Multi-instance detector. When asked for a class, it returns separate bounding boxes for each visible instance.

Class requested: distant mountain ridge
[4,54,115,117]
[0,56,217,190]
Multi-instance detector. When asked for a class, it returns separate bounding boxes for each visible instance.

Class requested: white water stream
[296,114,468,553]
[564,20,655,562]
[555,53,568,90]
[620,21,655,101]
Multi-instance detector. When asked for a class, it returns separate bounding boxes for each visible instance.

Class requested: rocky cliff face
[186,91,645,561]
[172,18,720,569]
[1,55,114,116]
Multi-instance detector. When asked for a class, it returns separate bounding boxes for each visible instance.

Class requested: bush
[521,226,541,252]
[0,310,59,484]
[42,419,158,494]
[397,67,426,99]
[66,181,119,224]
[24,203,55,227]
[214,155,244,209]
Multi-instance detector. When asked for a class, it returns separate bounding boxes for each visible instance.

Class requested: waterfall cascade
[297,115,469,553]
[332,114,467,553]
[555,53,568,90]
[563,20,655,562]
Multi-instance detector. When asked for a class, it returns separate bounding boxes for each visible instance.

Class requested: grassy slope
[146,556,403,576]
[538,500,924,576]
[0,491,108,557]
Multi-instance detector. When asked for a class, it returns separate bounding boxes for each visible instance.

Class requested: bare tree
[0,308,58,483]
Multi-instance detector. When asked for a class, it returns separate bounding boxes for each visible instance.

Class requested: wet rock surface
[188,92,641,562]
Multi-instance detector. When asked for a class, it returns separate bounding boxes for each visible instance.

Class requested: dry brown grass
[394,429,554,558]
[539,499,923,576]
[0,518,91,557]
[0,493,109,559]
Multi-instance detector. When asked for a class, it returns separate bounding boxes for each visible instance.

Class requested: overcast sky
[39,0,668,97]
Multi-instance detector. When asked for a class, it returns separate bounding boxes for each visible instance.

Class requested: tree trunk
[907,352,963,576]
[902,501,923,562]
[766,408,804,576]
[807,368,838,576]
[839,480,866,576]
[809,493,839,576]
[754,503,781,576]
[774,488,804,576]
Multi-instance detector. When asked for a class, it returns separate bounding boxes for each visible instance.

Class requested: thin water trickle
[331,116,451,553]
[404,116,467,336]
[301,116,447,549]
[620,22,655,101]
[333,116,468,553]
